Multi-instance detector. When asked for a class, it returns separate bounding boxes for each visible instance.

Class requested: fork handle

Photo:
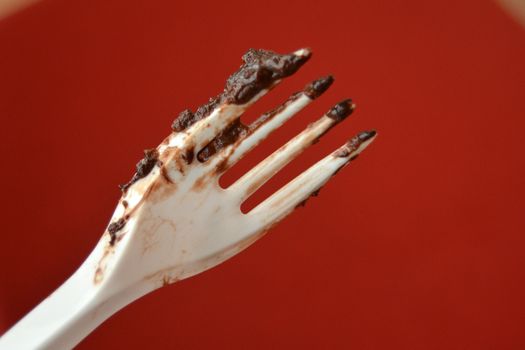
[0,256,148,350]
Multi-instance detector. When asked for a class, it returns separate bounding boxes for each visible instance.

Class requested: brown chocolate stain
[160,166,173,184]
[93,248,113,284]
[94,267,104,284]
[182,147,194,164]
[143,267,182,287]
[191,173,209,192]
[148,176,178,202]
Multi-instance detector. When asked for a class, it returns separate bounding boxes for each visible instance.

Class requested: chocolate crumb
[194,96,220,121]
[172,109,195,132]
[198,84,307,163]
[327,99,355,122]
[304,76,334,99]
[108,218,126,245]
[120,149,160,192]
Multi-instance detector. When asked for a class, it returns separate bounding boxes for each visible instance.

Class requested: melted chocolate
[327,99,355,122]
[304,76,334,99]
[120,149,160,192]
[223,49,310,104]
[335,130,376,158]
[171,48,311,132]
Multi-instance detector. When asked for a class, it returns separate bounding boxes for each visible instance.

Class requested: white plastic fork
[0,48,377,350]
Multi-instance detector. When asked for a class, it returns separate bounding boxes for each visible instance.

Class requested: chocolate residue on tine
[335,130,377,158]
[249,91,302,130]
[194,96,220,121]
[171,48,311,132]
[197,119,249,162]
[171,109,195,132]
[182,147,194,164]
[197,80,313,163]
[304,76,334,99]
[120,149,160,192]
[108,218,127,245]
[327,99,356,122]
[223,48,311,104]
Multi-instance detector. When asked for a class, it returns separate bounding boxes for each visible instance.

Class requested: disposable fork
[0,48,377,350]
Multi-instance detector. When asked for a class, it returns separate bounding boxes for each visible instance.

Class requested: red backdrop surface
[1,0,524,348]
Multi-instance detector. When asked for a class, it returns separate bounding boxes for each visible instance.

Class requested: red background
[1,0,525,348]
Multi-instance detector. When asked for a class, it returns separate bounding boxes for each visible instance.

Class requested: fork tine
[187,48,312,151]
[202,76,334,171]
[229,99,356,201]
[248,131,377,224]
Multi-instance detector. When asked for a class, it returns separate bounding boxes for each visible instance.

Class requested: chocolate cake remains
[119,149,160,192]
[171,48,311,134]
